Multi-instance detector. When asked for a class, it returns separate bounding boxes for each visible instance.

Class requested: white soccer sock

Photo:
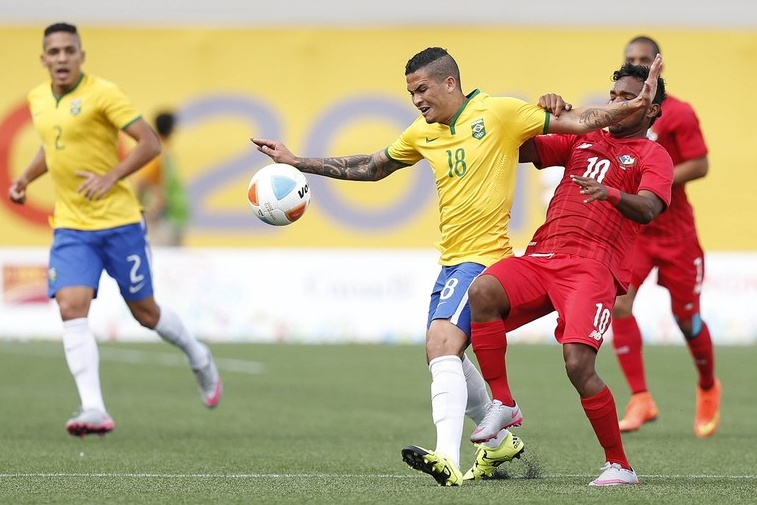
[62,318,106,413]
[154,306,207,369]
[429,355,467,468]
[462,354,491,425]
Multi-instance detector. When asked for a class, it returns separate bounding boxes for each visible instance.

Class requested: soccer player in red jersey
[467,62,673,486]
[611,36,719,438]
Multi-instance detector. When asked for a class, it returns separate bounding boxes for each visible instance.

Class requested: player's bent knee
[127,299,161,329]
[135,313,159,329]
[562,344,598,388]
[468,275,505,315]
[426,321,468,359]
[54,287,94,319]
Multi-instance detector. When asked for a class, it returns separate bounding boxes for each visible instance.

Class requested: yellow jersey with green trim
[386,90,548,266]
[28,73,143,230]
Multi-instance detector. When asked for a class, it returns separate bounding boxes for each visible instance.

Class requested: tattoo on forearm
[579,103,631,128]
[299,154,398,181]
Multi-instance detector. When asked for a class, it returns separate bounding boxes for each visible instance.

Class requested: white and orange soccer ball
[247,163,311,226]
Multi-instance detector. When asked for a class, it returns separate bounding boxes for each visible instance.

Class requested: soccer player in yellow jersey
[252,46,662,486]
[7,23,221,437]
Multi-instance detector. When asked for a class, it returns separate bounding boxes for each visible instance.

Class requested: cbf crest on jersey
[471,119,486,140]
[70,99,82,116]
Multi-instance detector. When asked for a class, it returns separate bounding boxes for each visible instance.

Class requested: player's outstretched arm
[251,138,299,166]
[546,54,662,135]
[251,138,406,181]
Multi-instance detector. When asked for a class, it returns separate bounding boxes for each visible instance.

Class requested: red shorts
[483,254,617,350]
[630,234,704,319]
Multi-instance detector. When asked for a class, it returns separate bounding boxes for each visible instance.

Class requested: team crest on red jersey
[616,154,636,169]
[471,119,486,140]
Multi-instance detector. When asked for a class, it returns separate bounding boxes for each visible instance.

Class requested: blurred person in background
[253,47,666,486]
[7,22,221,437]
[611,36,719,438]
[468,61,670,486]
[135,110,190,247]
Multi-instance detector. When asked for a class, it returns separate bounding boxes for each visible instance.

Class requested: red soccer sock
[470,320,514,406]
[686,322,715,390]
[581,386,630,469]
[611,315,648,394]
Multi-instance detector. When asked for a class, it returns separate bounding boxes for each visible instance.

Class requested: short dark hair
[43,22,79,48]
[613,63,667,125]
[405,47,461,89]
[44,22,78,38]
[628,35,661,56]
[154,112,176,138]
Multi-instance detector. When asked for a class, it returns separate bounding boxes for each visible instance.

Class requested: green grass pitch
[0,341,755,504]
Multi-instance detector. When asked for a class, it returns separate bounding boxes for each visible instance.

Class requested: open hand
[251,138,299,166]
[76,170,117,200]
[571,174,608,203]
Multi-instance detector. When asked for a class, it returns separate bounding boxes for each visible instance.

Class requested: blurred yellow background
[2,27,754,250]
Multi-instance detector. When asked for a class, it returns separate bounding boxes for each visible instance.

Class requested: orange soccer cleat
[694,378,721,438]
[619,392,659,433]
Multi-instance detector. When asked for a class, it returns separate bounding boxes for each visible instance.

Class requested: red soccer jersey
[642,95,708,241]
[528,129,673,289]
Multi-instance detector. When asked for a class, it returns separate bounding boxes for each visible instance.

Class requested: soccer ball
[247,163,311,226]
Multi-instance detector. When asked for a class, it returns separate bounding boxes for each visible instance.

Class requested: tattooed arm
[545,53,662,135]
[250,138,407,181]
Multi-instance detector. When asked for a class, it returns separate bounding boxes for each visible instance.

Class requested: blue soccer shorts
[427,262,486,339]
[48,221,155,302]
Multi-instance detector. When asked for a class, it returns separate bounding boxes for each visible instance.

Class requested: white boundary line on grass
[0,473,755,479]
[98,348,266,375]
[0,344,265,374]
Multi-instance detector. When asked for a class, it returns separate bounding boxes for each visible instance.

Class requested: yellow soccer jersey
[28,74,144,230]
[386,90,548,267]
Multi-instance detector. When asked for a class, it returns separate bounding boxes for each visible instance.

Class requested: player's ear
[647,103,661,121]
[81,50,86,64]
[445,76,456,92]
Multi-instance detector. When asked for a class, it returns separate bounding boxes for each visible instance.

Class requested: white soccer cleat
[589,462,639,486]
[65,408,115,437]
[192,344,222,408]
[470,400,523,442]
